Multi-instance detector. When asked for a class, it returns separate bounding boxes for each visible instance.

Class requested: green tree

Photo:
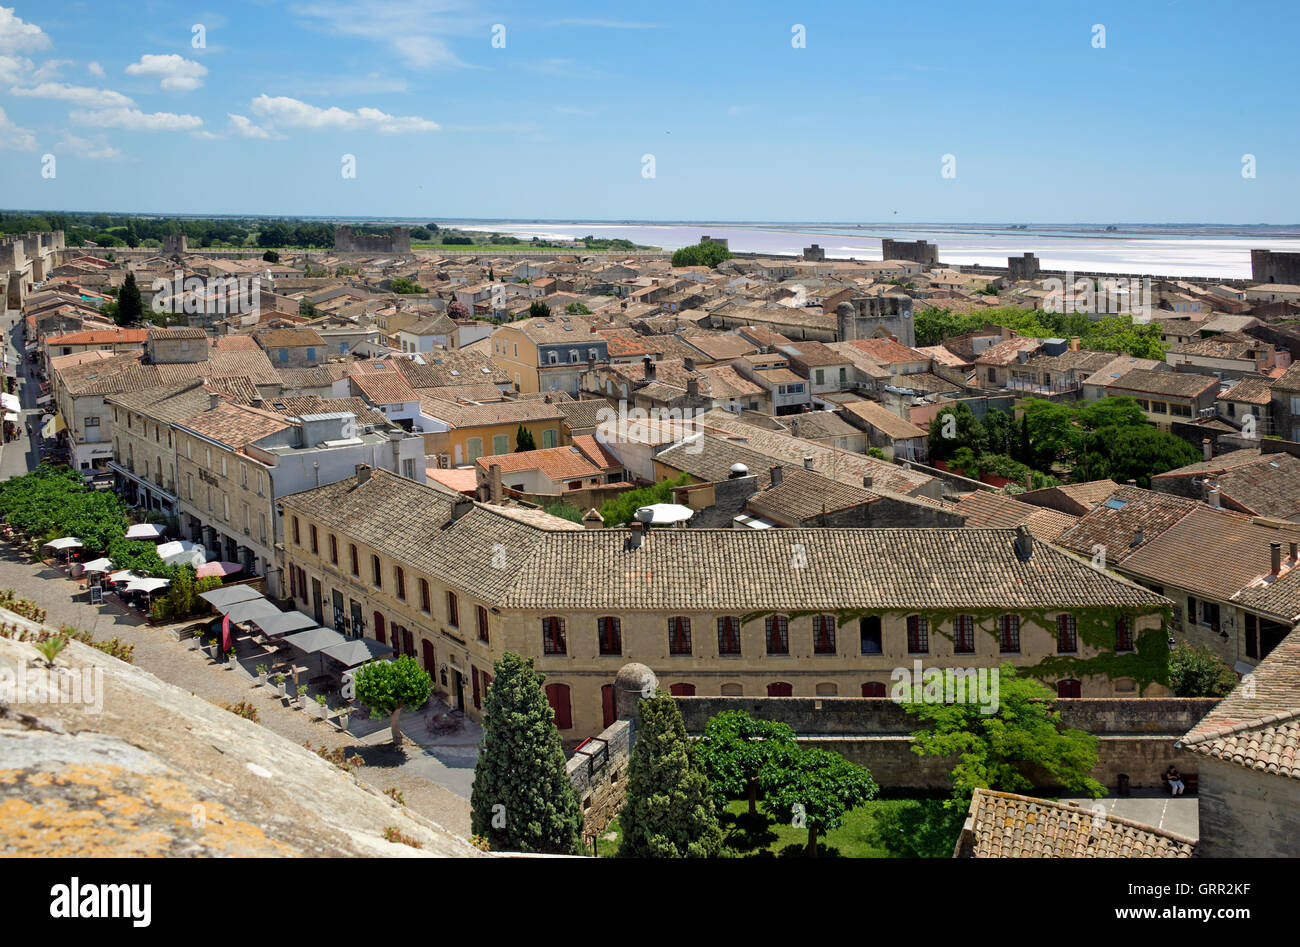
[696,710,797,817]
[529,299,551,319]
[352,655,432,747]
[470,653,583,854]
[903,662,1105,804]
[599,472,693,527]
[390,278,427,294]
[670,242,733,268]
[565,302,592,315]
[514,425,536,452]
[760,746,878,856]
[1168,642,1238,697]
[619,693,722,857]
[928,401,985,461]
[117,272,143,325]
[262,249,280,263]
[1078,425,1200,487]
[869,798,967,858]
[1020,397,1075,470]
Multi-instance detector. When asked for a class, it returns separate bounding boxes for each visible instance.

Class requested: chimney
[1126,479,1136,487]
[1208,488,1221,509]
[355,463,372,485]
[1132,527,1144,547]
[802,456,814,471]
[1024,471,1033,491]
[770,465,784,487]
[1014,524,1033,560]
[644,356,656,381]
[791,418,800,438]
[209,392,221,410]
[863,475,873,489]
[1202,438,1212,462]
[1271,541,1283,575]
[489,463,502,503]
[451,496,474,521]
[1291,541,1298,562]
[684,356,695,372]
[686,377,699,398]
[629,521,644,549]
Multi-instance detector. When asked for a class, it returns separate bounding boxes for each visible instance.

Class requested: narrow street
[1,311,42,479]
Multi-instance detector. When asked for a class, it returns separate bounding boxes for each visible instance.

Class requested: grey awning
[220,599,281,624]
[199,585,265,609]
[281,627,349,655]
[252,610,319,637]
[321,638,395,669]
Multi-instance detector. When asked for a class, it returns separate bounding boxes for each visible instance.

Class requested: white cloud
[227,113,281,139]
[10,81,134,108]
[0,54,65,84]
[249,94,439,133]
[0,6,50,55]
[0,105,36,150]
[88,61,105,78]
[125,53,207,91]
[291,1,471,69]
[70,107,203,132]
[55,133,123,160]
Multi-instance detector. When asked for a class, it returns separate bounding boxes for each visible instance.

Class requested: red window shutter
[545,683,572,729]
[373,612,385,645]
[767,682,792,697]
[669,683,696,696]
[862,682,886,697]
[601,684,616,729]
[472,667,481,710]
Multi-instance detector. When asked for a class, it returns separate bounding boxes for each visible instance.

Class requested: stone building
[835,297,916,348]
[1007,252,1040,280]
[333,226,412,255]
[1251,248,1300,285]
[881,238,938,266]
[278,464,1172,739]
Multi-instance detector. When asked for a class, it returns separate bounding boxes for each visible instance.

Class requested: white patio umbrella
[107,570,138,583]
[125,577,170,594]
[156,540,206,568]
[43,537,83,550]
[634,503,694,525]
[81,557,114,573]
[125,523,166,540]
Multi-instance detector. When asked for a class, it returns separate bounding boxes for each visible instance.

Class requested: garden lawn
[594,798,940,858]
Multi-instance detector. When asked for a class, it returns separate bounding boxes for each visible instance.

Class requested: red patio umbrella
[196,561,245,579]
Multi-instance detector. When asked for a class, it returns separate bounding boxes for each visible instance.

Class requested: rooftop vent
[729,463,748,478]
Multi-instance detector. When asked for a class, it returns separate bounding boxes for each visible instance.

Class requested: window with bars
[668,617,692,655]
[717,616,742,655]
[999,615,1020,653]
[954,615,976,654]
[765,615,789,655]
[1115,615,1135,652]
[542,616,566,655]
[814,615,838,654]
[1057,614,1078,653]
[906,615,929,654]
[598,616,621,656]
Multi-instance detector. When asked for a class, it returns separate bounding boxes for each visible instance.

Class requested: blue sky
[0,0,1297,223]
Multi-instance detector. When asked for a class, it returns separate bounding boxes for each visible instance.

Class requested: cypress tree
[514,425,536,452]
[619,692,722,857]
[117,272,143,325]
[470,652,582,854]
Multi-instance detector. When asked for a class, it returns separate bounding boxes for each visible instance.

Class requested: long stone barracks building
[277,467,1173,739]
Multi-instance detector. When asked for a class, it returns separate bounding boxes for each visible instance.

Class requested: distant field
[410,242,661,253]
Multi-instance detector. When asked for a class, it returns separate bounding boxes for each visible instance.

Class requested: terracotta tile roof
[425,466,477,494]
[1117,507,1300,602]
[493,527,1170,612]
[975,336,1042,366]
[1081,355,1165,388]
[148,327,206,341]
[1150,448,1264,481]
[844,338,928,365]
[953,491,1079,543]
[415,383,505,403]
[558,399,615,432]
[271,395,388,428]
[476,445,601,482]
[1215,376,1274,405]
[956,789,1196,858]
[699,364,765,399]
[394,351,509,388]
[45,328,148,346]
[596,328,655,358]
[419,396,564,429]
[255,327,326,348]
[838,400,927,441]
[1178,626,1300,778]
[203,375,259,404]
[746,467,878,523]
[1017,480,1123,516]
[174,401,290,447]
[350,368,418,405]
[1054,486,1201,565]
[1107,369,1219,399]
[1211,454,1300,520]
[682,333,760,361]
[571,434,623,470]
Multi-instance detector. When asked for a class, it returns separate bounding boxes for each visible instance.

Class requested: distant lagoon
[441,221,1300,279]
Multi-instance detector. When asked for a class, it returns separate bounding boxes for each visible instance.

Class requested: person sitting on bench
[1164,765,1185,796]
